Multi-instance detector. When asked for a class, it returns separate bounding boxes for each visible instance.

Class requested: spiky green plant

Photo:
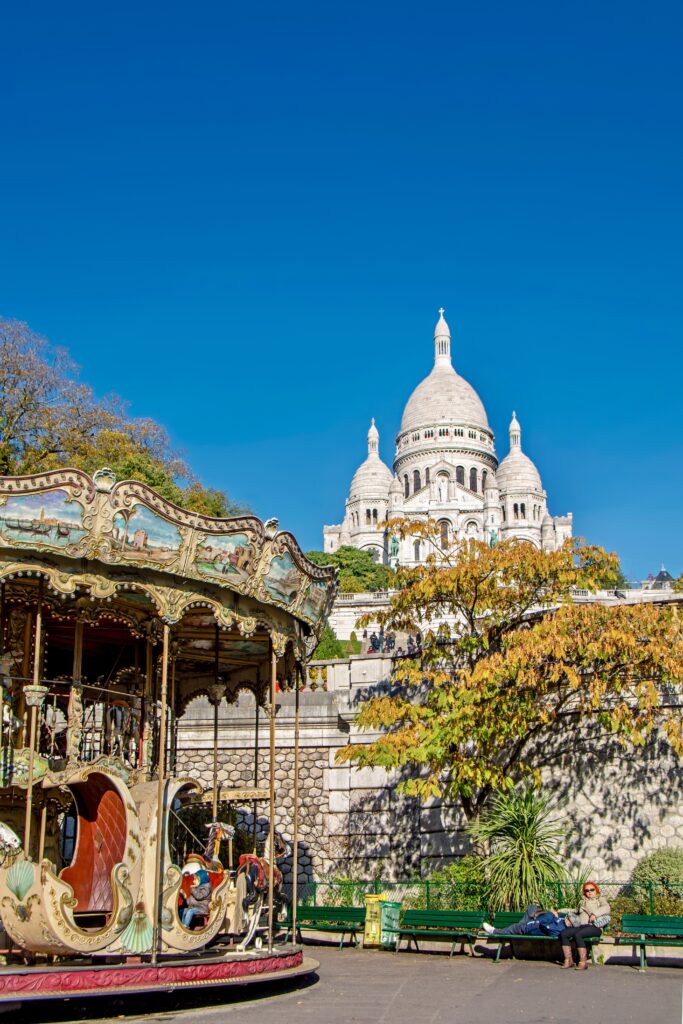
[467,787,565,911]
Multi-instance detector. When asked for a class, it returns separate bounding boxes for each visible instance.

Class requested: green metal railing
[292,878,683,929]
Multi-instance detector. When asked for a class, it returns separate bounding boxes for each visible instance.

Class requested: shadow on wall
[329,766,423,880]
[539,726,683,873]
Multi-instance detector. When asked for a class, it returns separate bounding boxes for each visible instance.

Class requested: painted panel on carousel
[301,580,328,621]
[112,504,182,563]
[194,532,256,584]
[0,490,86,549]
[263,550,302,606]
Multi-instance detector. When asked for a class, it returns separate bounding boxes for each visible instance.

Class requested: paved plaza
[16,946,683,1024]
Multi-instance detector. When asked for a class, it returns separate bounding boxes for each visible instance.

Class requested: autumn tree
[338,520,683,820]
[0,318,246,516]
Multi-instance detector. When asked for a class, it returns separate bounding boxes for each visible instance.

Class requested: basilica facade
[323,310,572,567]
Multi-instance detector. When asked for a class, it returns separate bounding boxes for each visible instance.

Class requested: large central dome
[399,311,490,433]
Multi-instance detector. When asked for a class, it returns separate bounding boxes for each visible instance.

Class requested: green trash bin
[380,900,402,949]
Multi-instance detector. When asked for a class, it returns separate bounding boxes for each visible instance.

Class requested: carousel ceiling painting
[0,468,337,638]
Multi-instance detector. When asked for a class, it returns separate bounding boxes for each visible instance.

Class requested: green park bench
[487,912,601,964]
[618,914,683,971]
[284,904,366,949]
[392,909,486,956]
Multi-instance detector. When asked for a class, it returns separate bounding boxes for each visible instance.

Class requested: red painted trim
[0,950,304,998]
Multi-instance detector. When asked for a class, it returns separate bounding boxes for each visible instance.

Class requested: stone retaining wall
[176,653,683,881]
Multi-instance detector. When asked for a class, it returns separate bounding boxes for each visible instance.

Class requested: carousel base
[0,944,316,1003]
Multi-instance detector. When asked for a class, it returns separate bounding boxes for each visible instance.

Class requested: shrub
[631,847,683,899]
[425,856,488,911]
[312,625,345,660]
[467,786,565,911]
[609,890,683,933]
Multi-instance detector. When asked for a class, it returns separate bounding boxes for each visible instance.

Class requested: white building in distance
[323,309,572,566]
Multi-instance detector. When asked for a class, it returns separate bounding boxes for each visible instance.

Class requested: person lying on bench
[482,904,566,936]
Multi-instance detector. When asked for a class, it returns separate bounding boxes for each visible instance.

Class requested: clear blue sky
[1,2,681,580]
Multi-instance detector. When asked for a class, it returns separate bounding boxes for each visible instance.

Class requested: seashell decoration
[6,859,34,902]
[120,903,154,954]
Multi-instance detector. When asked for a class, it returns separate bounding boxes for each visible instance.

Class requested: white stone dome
[496,451,543,491]
[348,419,393,498]
[349,458,393,497]
[496,411,543,492]
[399,311,490,433]
[401,365,490,433]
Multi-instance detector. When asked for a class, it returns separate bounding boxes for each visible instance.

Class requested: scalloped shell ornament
[120,905,154,954]
[6,859,34,902]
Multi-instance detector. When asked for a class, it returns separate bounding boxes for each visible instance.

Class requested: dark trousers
[559,924,601,949]
[496,905,541,935]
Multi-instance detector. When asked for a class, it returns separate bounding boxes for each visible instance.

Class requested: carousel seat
[59,773,127,916]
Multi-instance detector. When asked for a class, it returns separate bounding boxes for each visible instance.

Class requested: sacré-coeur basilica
[323,309,572,566]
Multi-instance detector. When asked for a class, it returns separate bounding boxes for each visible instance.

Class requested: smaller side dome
[497,411,543,492]
[348,419,393,497]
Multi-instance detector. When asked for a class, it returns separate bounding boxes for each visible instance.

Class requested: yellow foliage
[341,523,683,819]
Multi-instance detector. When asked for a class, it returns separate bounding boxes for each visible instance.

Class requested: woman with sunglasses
[558,881,611,970]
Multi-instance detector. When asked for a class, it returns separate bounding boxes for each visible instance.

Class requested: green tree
[312,625,346,660]
[338,520,683,821]
[0,318,247,515]
[306,546,395,593]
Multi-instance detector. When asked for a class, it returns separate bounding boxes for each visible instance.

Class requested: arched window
[404,475,410,498]
[513,503,519,519]
[520,503,526,519]
[439,520,450,551]
[372,508,378,524]
[456,465,465,486]
[482,470,487,490]
[366,509,371,524]
[502,506,506,521]
[413,540,421,562]
[413,469,421,492]
[469,467,478,492]
[425,468,430,485]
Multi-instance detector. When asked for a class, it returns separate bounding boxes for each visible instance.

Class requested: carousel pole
[151,623,170,965]
[291,661,302,944]
[73,620,83,683]
[169,649,176,774]
[24,579,47,859]
[252,688,259,852]
[0,581,5,759]
[38,800,48,862]
[267,640,276,953]
[212,624,221,822]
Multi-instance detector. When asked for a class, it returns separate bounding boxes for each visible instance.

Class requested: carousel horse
[105,701,131,757]
[236,829,289,910]
[179,821,235,910]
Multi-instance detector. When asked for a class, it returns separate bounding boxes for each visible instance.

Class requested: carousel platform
[0,944,316,1002]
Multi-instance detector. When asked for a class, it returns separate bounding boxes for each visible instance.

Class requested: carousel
[0,467,336,1002]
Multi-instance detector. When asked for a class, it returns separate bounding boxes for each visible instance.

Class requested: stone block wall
[175,654,683,882]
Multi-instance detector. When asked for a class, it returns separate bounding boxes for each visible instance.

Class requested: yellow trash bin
[363,894,384,947]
